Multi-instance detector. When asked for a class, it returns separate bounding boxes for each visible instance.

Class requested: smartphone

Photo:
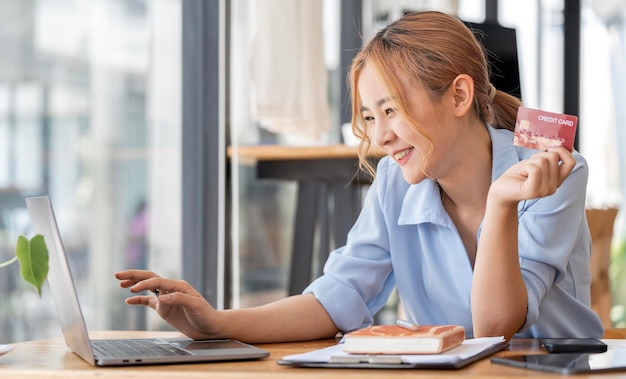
[539,338,607,353]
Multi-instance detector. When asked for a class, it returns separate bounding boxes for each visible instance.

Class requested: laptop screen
[26,196,96,365]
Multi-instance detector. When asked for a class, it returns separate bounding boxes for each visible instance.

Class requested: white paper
[602,339,626,350]
[0,344,14,356]
[282,336,505,365]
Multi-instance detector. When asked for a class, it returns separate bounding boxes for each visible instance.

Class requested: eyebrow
[360,96,395,113]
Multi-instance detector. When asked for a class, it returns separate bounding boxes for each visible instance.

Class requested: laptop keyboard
[91,339,192,359]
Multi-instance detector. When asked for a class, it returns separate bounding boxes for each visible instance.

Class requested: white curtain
[250,0,330,142]
[608,9,626,236]
[583,0,626,234]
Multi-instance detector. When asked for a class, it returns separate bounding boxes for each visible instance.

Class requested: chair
[587,207,619,329]
[465,21,522,100]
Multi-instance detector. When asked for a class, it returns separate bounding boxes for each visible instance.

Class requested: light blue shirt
[304,125,604,338]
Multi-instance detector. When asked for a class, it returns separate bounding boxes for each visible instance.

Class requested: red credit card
[513,106,578,152]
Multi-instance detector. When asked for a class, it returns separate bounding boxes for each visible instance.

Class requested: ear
[449,74,474,117]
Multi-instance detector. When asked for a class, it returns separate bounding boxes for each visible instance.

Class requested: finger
[115,269,159,281]
[156,291,209,313]
[126,277,163,293]
[526,151,564,195]
[129,277,198,298]
[535,153,559,193]
[116,270,160,288]
[535,148,574,189]
[125,295,157,308]
[547,147,575,184]
[520,161,543,195]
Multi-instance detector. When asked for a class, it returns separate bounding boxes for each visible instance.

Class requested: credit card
[513,106,578,152]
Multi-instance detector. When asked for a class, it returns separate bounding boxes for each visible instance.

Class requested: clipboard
[278,336,508,369]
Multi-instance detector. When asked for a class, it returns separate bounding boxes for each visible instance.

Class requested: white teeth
[394,148,413,160]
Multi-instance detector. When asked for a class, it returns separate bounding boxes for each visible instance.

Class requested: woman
[116,11,603,342]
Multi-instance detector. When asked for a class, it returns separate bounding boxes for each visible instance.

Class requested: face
[358,65,457,184]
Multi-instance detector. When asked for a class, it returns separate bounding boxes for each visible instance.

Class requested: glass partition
[0,0,181,343]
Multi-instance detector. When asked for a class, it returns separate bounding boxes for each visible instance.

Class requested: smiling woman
[112,10,604,346]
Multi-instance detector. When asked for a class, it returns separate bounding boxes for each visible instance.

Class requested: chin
[401,170,427,185]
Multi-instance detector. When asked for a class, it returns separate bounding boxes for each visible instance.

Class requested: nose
[373,118,395,146]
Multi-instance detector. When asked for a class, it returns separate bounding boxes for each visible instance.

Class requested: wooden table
[2,330,626,378]
[228,144,385,295]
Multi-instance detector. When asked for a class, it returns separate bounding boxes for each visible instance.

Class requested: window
[0,0,181,343]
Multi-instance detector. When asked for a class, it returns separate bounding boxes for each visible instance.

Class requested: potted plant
[0,235,48,355]
[0,235,49,297]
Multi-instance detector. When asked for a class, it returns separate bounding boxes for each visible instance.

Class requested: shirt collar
[398,125,520,226]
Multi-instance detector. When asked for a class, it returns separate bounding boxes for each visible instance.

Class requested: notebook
[25,195,269,366]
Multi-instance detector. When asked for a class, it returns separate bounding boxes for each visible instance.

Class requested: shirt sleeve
[302,158,397,333]
[516,152,591,333]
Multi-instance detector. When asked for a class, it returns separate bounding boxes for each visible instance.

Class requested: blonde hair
[350,11,522,177]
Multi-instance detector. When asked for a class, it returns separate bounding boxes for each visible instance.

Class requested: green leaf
[15,235,49,297]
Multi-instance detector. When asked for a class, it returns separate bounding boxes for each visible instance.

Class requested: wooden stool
[586,207,619,329]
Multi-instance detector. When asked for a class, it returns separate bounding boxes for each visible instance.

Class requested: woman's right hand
[115,270,222,340]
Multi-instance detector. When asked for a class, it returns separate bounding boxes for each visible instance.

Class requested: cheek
[394,122,418,142]
[396,126,430,156]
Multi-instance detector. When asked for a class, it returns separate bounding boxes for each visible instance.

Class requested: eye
[362,114,374,123]
[384,107,395,116]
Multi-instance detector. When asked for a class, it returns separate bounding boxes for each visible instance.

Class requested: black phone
[539,338,607,353]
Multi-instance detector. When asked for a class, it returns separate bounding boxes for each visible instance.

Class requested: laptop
[25,195,269,366]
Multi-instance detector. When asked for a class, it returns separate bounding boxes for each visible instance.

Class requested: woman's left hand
[489,147,575,205]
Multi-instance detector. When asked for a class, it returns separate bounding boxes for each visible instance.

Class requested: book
[342,325,465,355]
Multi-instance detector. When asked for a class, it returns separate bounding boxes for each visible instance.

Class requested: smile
[393,147,414,161]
